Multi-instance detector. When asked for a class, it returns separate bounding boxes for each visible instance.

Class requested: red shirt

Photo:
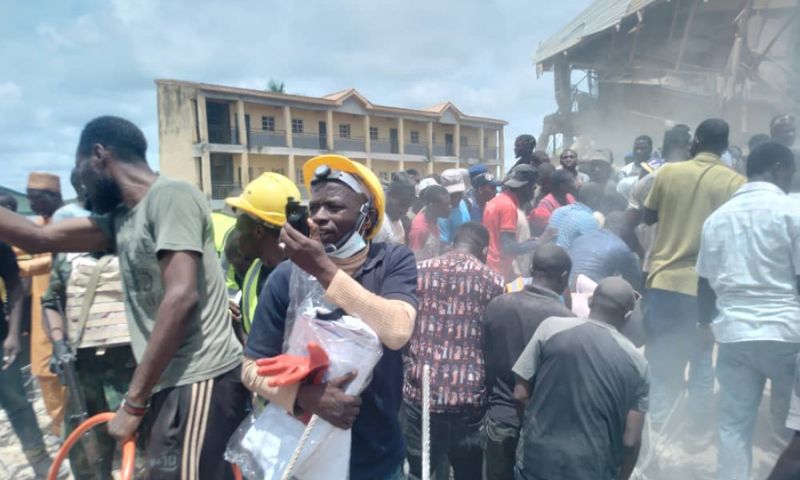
[482,191,519,280]
[408,210,441,261]
[530,192,575,232]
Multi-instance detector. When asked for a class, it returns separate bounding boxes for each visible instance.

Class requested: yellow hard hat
[303,155,385,240]
[225,172,301,228]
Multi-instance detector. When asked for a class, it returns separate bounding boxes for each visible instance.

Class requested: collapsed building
[535,0,800,157]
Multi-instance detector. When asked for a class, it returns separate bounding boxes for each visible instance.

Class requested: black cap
[503,164,538,188]
[471,172,500,189]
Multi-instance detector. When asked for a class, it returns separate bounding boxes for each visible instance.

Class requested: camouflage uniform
[42,253,136,480]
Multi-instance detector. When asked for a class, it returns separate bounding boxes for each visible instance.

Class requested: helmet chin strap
[324,203,370,254]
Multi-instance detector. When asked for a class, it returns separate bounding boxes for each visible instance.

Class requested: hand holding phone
[285,197,310,236]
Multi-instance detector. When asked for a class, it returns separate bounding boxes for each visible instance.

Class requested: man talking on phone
[242,154,419,480]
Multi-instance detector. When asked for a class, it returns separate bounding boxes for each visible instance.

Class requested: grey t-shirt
[512,316,649,480]
[92,176,242,392]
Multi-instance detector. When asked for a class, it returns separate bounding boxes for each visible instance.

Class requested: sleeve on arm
[244,263,291,359]
[499,204,518,233]
[512,326,545,382]
[151,185,206,254]
[642,172,662,211]
[632,365,650,413]
[324,246,419,350]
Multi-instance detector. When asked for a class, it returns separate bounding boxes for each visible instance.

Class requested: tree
[267,79,285,93]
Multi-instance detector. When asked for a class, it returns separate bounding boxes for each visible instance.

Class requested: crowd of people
[0,112,798,480]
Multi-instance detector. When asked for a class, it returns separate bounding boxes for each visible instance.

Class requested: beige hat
[27,172,61,193]
[440,169,466,194]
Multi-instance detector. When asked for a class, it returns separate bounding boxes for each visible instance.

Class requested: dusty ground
[0,372,72,479]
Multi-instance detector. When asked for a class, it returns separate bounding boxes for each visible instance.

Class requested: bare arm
[125,250,200,405]
[619,410,645,480]
[2,274,24,369]
[0,208,109,254]
[768,432,800,480]
[43,309,66,342]
[697,277,717,326]
[513,374,532,420]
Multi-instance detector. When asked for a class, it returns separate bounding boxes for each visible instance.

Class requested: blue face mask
[326,202,370,259]
[327,230,367,259]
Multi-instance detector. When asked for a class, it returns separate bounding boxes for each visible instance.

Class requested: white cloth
[697,182,800,343]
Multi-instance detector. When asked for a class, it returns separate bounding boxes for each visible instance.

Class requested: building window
[369,127,378,141]
[410,131,420,144]
[484,136,489,148]
[292,119,304,134]
[460,135,468,147]
[261,116,275,131]
[296,168,304,184]
[339,124,351,138]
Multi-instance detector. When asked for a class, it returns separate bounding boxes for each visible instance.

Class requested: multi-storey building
[156,79,507,199]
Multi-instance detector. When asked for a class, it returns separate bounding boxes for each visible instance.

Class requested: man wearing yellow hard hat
[242,154,419,479]
[225,173,301,335]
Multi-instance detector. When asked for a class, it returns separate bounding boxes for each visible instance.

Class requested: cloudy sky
[1,0,589,196]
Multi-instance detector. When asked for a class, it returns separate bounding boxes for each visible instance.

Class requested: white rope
[422,364,431,480]
[281,414,321,480]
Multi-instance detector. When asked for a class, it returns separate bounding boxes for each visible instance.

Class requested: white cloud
[2,0,590,192]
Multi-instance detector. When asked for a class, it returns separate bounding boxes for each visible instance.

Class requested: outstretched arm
[0,208,109,253]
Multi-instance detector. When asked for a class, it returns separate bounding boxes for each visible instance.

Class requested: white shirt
[697,182,800,343]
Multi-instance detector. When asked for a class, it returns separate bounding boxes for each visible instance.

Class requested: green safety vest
[211,212,237,256]
[241,259,263,334]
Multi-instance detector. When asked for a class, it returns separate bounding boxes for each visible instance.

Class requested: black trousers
[139,366,250,480]
[401,400,484,480]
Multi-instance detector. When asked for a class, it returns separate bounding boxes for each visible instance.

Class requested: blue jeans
[716,341,799,480]
[644,289,714,426]
[0,350,46,453]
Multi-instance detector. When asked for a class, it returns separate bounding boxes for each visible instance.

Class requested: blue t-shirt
[245,242,418,480]
[438,199,471,244]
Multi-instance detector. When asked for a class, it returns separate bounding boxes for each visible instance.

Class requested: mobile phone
[285,197,309,236]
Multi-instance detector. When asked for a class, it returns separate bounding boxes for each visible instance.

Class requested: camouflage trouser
[64,346,136,480]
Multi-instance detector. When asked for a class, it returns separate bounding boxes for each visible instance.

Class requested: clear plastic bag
[225,266,383,479]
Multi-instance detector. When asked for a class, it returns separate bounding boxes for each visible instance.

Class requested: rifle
[49,297,105,479]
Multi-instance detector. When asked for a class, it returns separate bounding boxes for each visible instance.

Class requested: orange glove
[255,342,330,387]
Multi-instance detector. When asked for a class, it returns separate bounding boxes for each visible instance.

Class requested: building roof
[534,0,660,66]
[156,79,507,126]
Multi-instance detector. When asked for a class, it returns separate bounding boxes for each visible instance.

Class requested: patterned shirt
[404,251,504,412]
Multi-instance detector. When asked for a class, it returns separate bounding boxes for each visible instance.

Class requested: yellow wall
[157,83,200,187]
[460,126,480,146]
[369,116,399,141]
[332,112,366,138]
[404,120,428,144]
[248,154,291,177]
[432,124,455,145]
[244,104,285,131]
[289,108,326,134]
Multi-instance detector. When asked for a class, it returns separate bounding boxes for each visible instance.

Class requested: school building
[155,79,507,200]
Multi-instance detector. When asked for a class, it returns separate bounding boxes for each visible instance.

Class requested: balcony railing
[432,144,455,156]
[250,129,287,148]
[211,182,242,200]
[460,145,480,160]
[293,133,325,150]
[484,146,498,160]
[404,143,428,156]
[372,140,399,154]
[208,125,239,145]
[334,136,365,152]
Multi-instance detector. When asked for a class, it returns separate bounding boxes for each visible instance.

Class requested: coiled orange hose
[48,412,244,480]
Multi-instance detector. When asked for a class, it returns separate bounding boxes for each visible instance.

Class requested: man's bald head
[530,244,572,293]
[590,277,637,327]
